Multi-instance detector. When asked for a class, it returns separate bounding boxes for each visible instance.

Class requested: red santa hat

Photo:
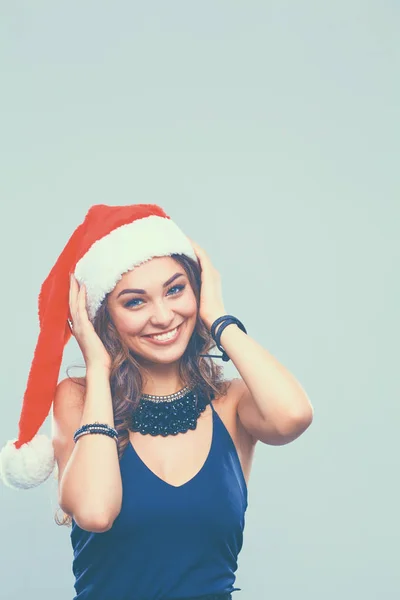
[0,204,197,490]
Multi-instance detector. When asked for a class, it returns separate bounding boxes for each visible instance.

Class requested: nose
[149,300,175,329]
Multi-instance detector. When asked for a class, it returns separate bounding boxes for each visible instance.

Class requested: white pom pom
[0,434,56,490]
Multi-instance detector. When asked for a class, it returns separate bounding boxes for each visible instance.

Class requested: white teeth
[150,327,178,341]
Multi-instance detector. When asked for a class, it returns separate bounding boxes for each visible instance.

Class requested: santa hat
[0,204,197,490]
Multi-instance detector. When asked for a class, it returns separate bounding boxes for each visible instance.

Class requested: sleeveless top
[70,399,248,600]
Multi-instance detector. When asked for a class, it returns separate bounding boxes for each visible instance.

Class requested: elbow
[71,510,116,533]
[82,518,114,533]
[279,408,314,440]
[266,407,314,446]
[59,498,118,533]
[286,398,314,431]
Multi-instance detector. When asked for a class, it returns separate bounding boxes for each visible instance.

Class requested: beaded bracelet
[73,421,118,444]
[74,430,118,444]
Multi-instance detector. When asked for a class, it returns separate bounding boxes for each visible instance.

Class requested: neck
[139,361,186,396]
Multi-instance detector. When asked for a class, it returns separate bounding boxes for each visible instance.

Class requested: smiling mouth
[143,322,183,341]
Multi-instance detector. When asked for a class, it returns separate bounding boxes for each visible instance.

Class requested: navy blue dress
[70,399,248,600]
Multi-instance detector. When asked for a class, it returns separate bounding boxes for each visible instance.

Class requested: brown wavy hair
[54,253,229,527]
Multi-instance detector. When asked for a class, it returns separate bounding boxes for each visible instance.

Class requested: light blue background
[0,2,398,599]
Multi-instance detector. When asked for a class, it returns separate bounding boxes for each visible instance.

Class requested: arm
[52,366,122,532]
[219,325,314,445]
[188,239,313,447]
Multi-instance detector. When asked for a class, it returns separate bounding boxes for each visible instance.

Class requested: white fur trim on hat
[74,215,197,321]
[0,434,56,490]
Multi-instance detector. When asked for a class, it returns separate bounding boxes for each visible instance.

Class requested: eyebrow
[117,272,186,298]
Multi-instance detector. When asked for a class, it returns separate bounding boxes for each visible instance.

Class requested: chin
[135,348,188,366]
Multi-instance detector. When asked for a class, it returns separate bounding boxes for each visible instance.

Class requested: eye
[124,285,185,309]
[167,284,185,295]
[124,298,144,308]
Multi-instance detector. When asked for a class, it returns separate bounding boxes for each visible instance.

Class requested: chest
[128,404,215,488]
[116,401,247,535]
[126,394,253,488]
[114,413,248,550]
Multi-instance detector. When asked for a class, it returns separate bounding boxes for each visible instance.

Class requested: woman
[0,203,313,600]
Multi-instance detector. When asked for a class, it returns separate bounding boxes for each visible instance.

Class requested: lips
[140,322,186,347]
[144,323,182,338]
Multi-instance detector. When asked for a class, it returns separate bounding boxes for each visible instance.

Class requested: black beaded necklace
[129,384,211,436]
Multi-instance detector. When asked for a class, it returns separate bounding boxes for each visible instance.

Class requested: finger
[193,241,209,261]
[192,243,212,270]
[77,282,90,324]
[189,238,202,253]
[69,274,79,323]
[188,238,202,254]
[67,318,74,335]
[72,276,86,331]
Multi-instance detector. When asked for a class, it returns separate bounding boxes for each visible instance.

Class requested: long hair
[54,253,229,527]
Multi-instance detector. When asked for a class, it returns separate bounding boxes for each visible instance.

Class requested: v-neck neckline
[127,404,215,490]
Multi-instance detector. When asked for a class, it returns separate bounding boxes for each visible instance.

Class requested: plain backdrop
[0,2,399,599]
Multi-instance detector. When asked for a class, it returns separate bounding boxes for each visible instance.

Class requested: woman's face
[107,256,198,365]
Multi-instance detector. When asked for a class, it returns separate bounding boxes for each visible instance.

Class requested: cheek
[180,292,198,319]
[113,310,146,336]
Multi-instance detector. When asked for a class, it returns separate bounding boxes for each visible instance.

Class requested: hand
[189,239,227,330]
[69,274,112,373]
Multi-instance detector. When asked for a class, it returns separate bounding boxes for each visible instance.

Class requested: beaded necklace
[129,385,211,436]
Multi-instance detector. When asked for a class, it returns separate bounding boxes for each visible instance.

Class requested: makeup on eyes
[124,284,186,308]
[117,272,186,298]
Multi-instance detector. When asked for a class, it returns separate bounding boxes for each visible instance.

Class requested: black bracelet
[213,316,247,359]
[211,315,235,340]
[199,315,247,362]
